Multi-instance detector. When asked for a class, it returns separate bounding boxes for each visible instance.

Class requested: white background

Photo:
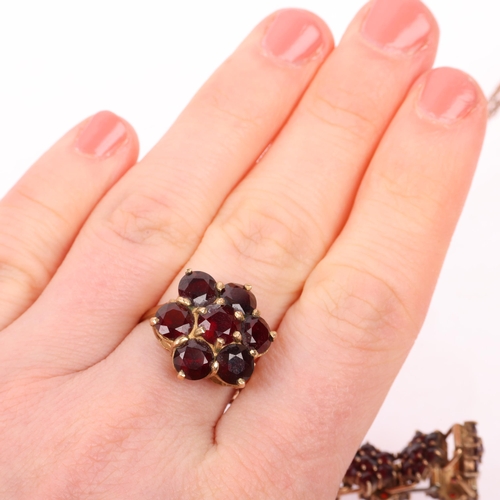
[1,0,499,497]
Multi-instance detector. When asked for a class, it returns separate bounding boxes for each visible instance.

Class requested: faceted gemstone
[344,462,359,485]
[155,303,194,341]
[221,283,257,315]
[173,339,214,380]
[216,344,254,385]
[377,463,394,481]
[377,452,395,465]
[410,431,425,444]
[178,271,217,306]
[402,457,427,479]
[358,456,377,472]
[198,304,240,345]
[359,471,377,488]
[242,316,272,354]
[359,443,379,457]
[424,432,441,446]
[408,444,425,462]
[401,461,415,480]
[413,461,428,477]
[425,446,445,466]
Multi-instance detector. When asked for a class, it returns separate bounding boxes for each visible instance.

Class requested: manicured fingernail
[361,0,432,54]
[417,68,478,123]
[262,9,325,64]
[76,111,128,158]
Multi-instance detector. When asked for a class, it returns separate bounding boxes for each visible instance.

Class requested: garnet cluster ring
[144,269,276,388]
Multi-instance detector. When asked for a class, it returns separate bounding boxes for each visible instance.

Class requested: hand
[0,2,487,498]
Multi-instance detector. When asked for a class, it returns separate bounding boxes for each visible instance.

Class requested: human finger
[216,68,487,496]
[112,0,439,432]
[2,10,334,375]
[0,111,138,330]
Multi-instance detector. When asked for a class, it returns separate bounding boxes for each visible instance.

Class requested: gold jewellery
[337,422,483,500]
[144,269,276,388]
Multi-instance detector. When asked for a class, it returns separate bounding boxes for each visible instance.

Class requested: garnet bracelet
[337,421,482,500]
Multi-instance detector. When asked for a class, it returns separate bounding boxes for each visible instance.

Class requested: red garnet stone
[178,271,217,306]
[216,344,254,385]
[173,339,214,380]
[198,304,240,345]
[155,303,194,341]
[243,316,272,354]
[222,283,257,315]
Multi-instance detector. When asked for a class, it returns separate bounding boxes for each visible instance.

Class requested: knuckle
[100,192,199,251]
[0,251,49,301]
[199,83,267,137]
[305,84,379,151]
[368,168,452,227]
[308,263,417,357]
[217,195,319,279]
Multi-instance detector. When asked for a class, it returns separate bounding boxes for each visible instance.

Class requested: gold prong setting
[148,270,276,387]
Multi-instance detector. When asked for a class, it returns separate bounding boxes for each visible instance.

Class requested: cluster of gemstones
[150,270,276,388]
[343,444,398,498]
[339,423,483,500]
[399,431,447,483]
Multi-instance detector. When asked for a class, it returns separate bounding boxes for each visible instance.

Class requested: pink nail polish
[417,68,478,123]
[76,111,128,158]
[262,9,325,64]
[361,0,432,54]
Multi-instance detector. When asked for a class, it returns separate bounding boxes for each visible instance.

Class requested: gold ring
[144,269,276,388]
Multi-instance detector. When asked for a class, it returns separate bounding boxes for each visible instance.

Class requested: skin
[0,3,487,499]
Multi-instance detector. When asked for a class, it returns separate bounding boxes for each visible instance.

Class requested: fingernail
[262,9,325,64]
[361,0,432,54]
[76,111,128,158]
[417,68,478,123]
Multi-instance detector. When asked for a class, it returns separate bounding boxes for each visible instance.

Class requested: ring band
[144,269,276,388]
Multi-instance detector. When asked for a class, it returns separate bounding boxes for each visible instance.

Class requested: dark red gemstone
[401,462,416,481]
[216,344,254,385]
[221,283,257,315]
[359,471,377,487]
[178,271,217,306]
[408,445,425,462]
[410,431,425,444]
[155,303,194,341]
[377,452,395,465]
[425,446,445,466]
[424,432,442,446]
[359,443,379,457]
[377,463,394,481]
[198,304,240,345]
[413,461,428,477]
[173,339,214,380]
[344,463,359,485]
[242,316,272,354]
[358,456,377,472]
